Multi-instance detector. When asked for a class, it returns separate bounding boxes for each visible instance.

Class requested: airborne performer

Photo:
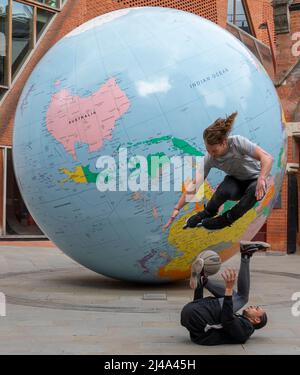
[164,112,273,231]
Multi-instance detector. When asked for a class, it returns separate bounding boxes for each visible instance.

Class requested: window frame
[0,0,66,103]
[11,0,35,80]
[14,0,62,12]
[0,0,12,88]
[228,0,256,38]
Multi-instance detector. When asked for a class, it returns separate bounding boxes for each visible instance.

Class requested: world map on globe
[13,7,286,283]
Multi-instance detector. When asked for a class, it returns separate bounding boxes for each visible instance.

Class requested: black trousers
[206,175,258,222]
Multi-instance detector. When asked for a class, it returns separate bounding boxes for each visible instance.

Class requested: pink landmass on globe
[46,78,130,160]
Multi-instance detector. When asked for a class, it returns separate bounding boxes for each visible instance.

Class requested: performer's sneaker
[240,240,271,257]
[201,212,232,230]
[184,209,214,229]
[189,257,205,289]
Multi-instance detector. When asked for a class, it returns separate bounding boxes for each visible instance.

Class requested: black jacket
[181,296,255,346]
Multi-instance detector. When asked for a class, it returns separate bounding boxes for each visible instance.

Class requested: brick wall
[280,7,300,124]
[263,0,276,45]
[116,0,219,23]
[266,176,288,250]
[277,80,300,123]
[245,0,276,46]
[275,8,300,81]
[215,0,228,28]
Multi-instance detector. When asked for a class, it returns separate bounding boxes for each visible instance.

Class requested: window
[35,0,59,8]
[37,7,54,40]
[0,0,66,103]
[12,1,33,78]
[0,146,44,237]
[227,0,252,35]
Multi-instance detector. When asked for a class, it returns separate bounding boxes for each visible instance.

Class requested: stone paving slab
[0,245,299,355]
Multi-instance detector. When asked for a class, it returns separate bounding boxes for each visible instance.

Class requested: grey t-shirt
[204,135,261,181]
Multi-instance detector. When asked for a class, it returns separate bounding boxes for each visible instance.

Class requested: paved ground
[0,242,299,355]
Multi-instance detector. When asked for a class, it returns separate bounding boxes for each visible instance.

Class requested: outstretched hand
[221,268,237,290]
[162,208,179,232]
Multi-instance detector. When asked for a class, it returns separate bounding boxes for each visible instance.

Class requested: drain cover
[143,293,167,300]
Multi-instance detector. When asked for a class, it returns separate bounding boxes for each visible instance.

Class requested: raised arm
[162,171,202,231]
[163,155,210,231]
[220,269,252,343]
[252,146,274,200]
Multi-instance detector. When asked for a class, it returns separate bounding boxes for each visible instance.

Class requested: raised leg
[225,179,258,224]
[186,176,243,228]
[207,256,250,312]
[201,179,258,230]
[205,175,244,215]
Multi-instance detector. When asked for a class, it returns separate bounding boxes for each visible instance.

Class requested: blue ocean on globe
[13,7,286,283]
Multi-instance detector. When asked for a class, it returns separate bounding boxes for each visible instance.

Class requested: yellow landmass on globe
[158,180,277,280]
[260,182,275,208]
[59,166,87,184]
[159,208,257,280]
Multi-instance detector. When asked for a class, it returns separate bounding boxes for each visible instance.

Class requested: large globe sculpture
[13,7,286,283]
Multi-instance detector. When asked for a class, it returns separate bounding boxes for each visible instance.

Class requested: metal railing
[226,21,276,81]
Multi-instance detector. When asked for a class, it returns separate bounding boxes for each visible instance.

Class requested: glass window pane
[235,0,250,34]
[37,8,54,40]
[240,32,260,61]
[35,0,59,8]
[12,1,33,78]
[227,0,234,23]
[0,0,8,86]
[227,0,252,35]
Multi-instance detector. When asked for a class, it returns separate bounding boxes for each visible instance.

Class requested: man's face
[205,140,228,158]
[243,305,265,323]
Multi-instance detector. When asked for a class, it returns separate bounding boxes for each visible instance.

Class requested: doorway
[0,146,45,237]
[287,172,298,254]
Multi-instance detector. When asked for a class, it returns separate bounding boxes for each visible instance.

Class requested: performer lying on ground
[180,241,269,346]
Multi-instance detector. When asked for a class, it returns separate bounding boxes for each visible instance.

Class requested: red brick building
[0,0,299,252]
